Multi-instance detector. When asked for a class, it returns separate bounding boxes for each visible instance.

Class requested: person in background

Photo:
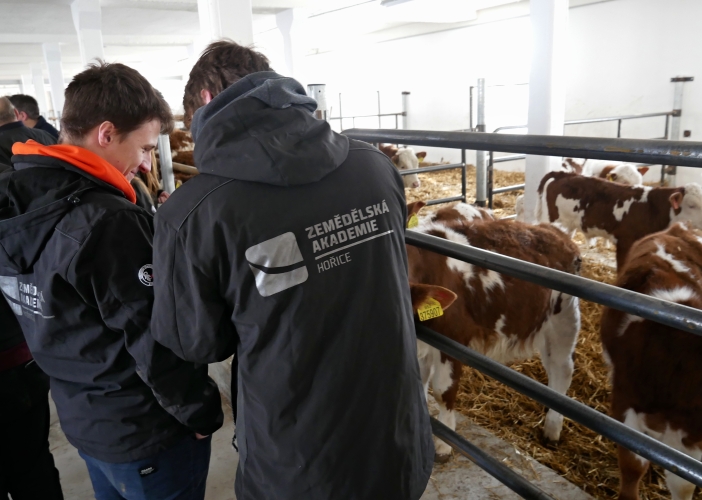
[0,62,222,500]
[151,40,433,500]
[132,150,170,213]
[0,298,64,499]
[8,94,60,139]
[0,96,55,166]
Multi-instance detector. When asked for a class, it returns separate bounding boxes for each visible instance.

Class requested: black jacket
[0,121,55,165]
[0,155,223,462]
[34,116,60,139]
[152,72,433,500]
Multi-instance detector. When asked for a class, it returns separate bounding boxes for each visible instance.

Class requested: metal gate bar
[343,129,702,167]
[430,417,555,500]
[417,324,702,488]
[399,162,467,205]
[406,230,702,336]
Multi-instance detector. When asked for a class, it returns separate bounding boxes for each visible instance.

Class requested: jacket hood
[190,71,349,186]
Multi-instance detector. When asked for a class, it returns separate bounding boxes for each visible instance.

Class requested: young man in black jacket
[8,94,61,139]
[151,41,433,500]
[0,96,55,165]
[0,63,222,500]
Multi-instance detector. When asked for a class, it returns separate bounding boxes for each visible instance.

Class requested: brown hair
[183,40,271,128]
[8,94,40,120]
[61,61,174,143]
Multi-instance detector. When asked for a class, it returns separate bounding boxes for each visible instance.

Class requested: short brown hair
[8,94,40,120]
[183,40,271,128]
[61,61,174,142]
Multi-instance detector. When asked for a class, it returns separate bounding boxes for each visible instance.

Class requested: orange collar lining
[12,140,136,203]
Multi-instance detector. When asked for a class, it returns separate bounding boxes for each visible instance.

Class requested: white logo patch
[245,232,308,297]
[138,264,154,287]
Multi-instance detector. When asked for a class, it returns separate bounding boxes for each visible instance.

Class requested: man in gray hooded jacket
[151,41,433,500]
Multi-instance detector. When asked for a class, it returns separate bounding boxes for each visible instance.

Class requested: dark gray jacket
[0,121,55,165]
[152,72,433,500]
[0,156,223,462]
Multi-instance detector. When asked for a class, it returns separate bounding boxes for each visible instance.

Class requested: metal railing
[399,162,467,206]
[343,127,702,498]
[485,111,675,209]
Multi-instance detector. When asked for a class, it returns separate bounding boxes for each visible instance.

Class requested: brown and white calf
[407,202,582,461]
[600,223,702,500]
[379,143,426,189]
[562,158,650,184]
[537,171,702,268]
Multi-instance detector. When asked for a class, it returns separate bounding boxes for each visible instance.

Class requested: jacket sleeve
[71,209,223,436]
[151,213,238,364]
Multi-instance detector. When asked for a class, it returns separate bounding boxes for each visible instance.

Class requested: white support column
[30,63,48,115]
[276,9,308,83]
[71,0,104,67]
[20,75,34,97]
[523,0,569,223]
[197,0,253,47]
[43,43,66,115]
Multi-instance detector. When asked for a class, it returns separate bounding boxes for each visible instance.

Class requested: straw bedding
[409,165,695,498]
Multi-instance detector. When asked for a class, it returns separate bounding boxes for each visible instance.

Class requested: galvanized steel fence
[344,128,702,499]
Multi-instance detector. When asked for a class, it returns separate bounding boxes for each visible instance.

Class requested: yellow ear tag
[417,298,443,321]
[407,214,419,229]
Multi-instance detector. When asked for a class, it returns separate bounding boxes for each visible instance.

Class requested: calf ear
[416,151,427,160]
[406,201,426,217]
[391,154,400,165]
[638,167,650,176]
[670,191,684,210]
[410,283,458,311]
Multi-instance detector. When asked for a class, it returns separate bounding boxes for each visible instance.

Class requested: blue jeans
[79,434,212,500]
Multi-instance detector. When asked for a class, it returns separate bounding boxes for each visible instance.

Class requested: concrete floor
[50,397,591,500]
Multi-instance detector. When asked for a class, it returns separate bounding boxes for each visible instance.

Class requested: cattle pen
[344,128,702,500]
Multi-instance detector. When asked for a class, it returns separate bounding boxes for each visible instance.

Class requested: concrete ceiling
[0,0,611,105]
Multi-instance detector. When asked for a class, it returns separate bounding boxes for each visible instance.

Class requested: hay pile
[450,253,686,499]
[405,164,523,218]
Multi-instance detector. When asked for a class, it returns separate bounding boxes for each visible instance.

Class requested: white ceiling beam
[71,0,105,66]
[43,43,66,114]
[197,0,254,47]
[31,63,49,114]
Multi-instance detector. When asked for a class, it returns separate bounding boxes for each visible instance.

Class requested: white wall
[296,0,700,182]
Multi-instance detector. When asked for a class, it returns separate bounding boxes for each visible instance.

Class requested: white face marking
[396,148,421,189]
[608,164,643,186]
[654,243,691,274]
[650,286,697,304]
[671,183,702,229]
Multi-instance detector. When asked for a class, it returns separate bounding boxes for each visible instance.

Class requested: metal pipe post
[157,134,176,194]
[461,149,467,202]
[617,119,622,138]
[668,76,694,184]
[307,84,328,121]
[338,93,343,130]
[475,78,487,206]
[401,91,410,130]
[487,151,494,209]
[377,91,381,128]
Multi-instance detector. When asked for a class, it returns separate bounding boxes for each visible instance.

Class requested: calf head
[670,183,702,229]
[393,148,422,189]
[603,164,644,186]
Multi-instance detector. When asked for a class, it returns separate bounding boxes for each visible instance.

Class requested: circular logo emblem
[138,264,154,287]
